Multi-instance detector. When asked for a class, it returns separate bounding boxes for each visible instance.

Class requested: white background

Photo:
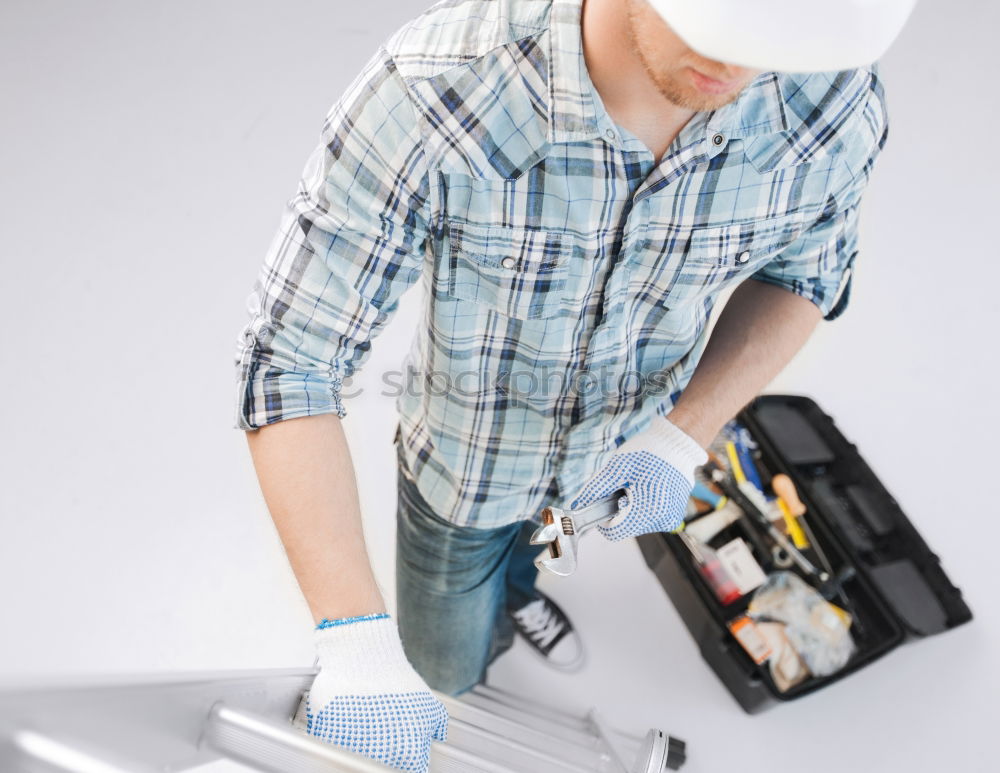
[1,1,997,771]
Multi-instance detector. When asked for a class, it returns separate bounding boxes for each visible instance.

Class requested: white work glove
[303,613,449,773]
[572,417,708,541]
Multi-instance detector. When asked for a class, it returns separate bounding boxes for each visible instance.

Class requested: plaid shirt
[234,0,889,528]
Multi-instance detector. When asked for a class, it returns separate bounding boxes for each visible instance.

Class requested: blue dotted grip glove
[304,613,448,772]
[571,417,708,541]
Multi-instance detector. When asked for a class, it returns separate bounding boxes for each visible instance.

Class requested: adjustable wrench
[529,490,629,577]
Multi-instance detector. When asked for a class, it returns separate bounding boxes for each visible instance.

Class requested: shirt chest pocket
[443,221,572,320]
[654,217,807,310]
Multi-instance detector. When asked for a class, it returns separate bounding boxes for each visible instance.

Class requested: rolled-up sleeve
[749,69,889,321]
[234,46,431,430]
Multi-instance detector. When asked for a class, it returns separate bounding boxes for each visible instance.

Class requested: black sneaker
[508,589,585,672]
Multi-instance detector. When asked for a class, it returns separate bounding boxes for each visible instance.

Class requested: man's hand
[571,417,708,541]
[304,613,448,772]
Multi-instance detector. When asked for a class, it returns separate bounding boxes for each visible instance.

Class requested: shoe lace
[513,599,564,648]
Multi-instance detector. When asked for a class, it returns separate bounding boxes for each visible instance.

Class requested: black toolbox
[636,394,973,713]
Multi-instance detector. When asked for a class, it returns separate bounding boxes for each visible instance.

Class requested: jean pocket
[444,221,571,320]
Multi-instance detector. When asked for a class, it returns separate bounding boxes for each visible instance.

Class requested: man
[234,0,913,770]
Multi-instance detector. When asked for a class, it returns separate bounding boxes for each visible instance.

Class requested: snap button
[501,256,516,270]
[606,128,616,140]
[712,133,725,146]
[736,250,751,264]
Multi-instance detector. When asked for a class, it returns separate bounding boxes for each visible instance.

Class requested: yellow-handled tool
[772,473,810,549]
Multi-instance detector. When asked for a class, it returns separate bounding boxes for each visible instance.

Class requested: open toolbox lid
[739,394,973,637]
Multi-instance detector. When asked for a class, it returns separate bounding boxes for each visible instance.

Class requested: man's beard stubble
[624,1,746,112]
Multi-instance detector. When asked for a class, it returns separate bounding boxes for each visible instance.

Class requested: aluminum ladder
[0,668,686,772]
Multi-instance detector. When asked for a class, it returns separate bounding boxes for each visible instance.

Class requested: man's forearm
[667,279,823,448]
[244,413,386,624]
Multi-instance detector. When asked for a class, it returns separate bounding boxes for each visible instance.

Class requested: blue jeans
[394,441,549,696]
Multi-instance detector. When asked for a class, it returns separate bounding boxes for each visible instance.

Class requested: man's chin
[667,84,743,112]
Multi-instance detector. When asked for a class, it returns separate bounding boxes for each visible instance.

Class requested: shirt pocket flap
[659,217,808,309]
[686,221,798,266]
[446,221,571,320]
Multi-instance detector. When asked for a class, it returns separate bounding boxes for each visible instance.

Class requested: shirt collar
[546,0,605,143]
[706,71,789,142]
[546,0,789,147]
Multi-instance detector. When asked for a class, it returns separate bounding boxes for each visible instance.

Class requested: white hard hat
[647,0,917,72]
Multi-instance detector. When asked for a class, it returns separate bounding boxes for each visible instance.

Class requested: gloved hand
[303,612,448,773]
[571,417,708,541]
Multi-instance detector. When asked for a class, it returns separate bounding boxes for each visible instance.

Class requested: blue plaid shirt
[234,0,889,528]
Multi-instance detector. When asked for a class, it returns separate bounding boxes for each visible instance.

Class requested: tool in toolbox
[529,489,629,576]
[702,459,829,583]
[771,473,810,549]
[678,530,742,605]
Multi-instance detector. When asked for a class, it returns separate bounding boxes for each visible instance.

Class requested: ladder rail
[203,702,398,772]
[1,729,151,773]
